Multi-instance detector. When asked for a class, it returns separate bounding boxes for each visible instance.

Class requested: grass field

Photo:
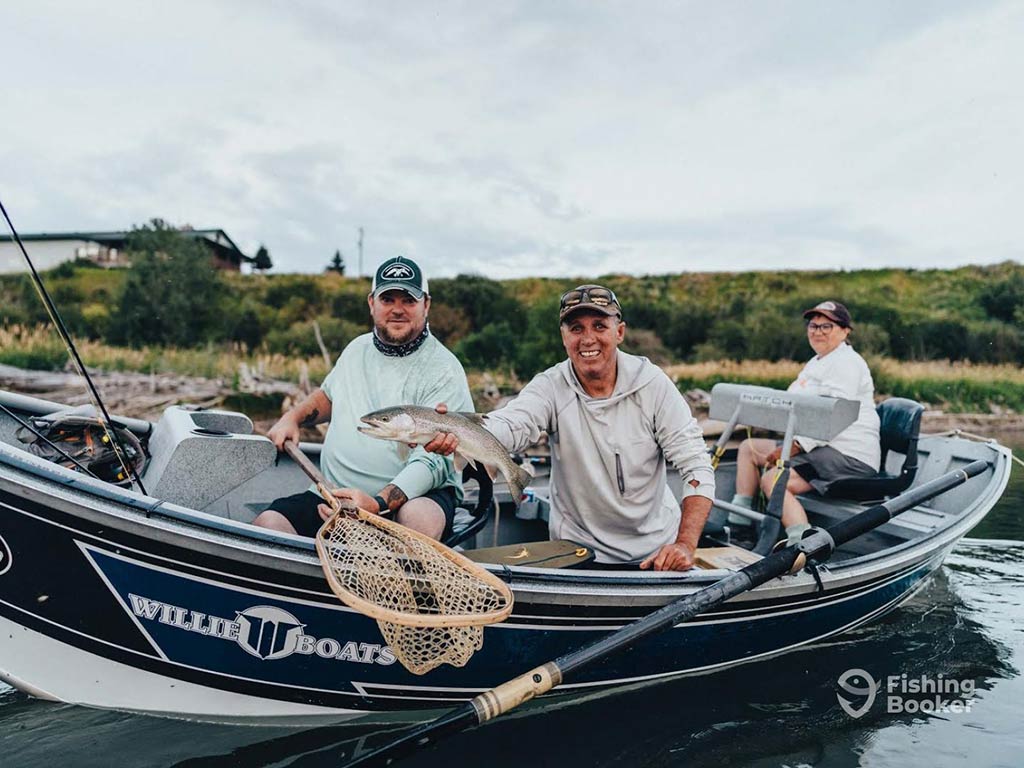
[0,324,331,383]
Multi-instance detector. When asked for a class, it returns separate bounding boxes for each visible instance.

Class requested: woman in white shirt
[730,301,881,543]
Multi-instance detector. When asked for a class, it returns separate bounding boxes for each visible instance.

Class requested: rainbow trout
[357,405,533,505]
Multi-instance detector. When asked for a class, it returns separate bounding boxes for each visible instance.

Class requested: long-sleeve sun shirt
[485,351,715,564]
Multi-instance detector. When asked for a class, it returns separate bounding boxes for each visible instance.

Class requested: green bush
[455,321,520,370]
[979,272,1024,322]
[263,317,365,357]
[108,220,224,348]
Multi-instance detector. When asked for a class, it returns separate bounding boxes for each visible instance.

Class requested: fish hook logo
[837,668,878,718]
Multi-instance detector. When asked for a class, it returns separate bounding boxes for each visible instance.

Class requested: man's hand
[639,542,697,572]
[267,414,300,451]
[317,487,376,522]
[422,402,460,456]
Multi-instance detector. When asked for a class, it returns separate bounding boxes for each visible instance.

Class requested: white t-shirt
[787,343,881,471]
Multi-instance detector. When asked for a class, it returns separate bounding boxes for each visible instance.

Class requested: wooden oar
[282,440,349,516]
[340,458,991,767]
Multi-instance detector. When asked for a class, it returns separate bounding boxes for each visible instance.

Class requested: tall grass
[665,358,1024,413]
[0,325,330,382]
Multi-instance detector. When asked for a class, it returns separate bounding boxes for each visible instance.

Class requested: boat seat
[823,397,924,501]
[444,461,496,548]
[144,406,276,511]
[464,540,595,568]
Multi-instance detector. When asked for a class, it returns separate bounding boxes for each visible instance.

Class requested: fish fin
[519,458,536,477]
[396,442,410,462]
[504,463,533,508]
[457,411,486,424]
[483,463,500,481]
[452,452,475,472]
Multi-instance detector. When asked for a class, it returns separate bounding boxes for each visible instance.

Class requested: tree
[109,219,224,348]
[979,272,1024,323]
[327,250,346,275]
[253,244,273,273]
[429,274,523,332]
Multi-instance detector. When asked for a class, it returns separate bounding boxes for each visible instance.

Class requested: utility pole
[357,227,364,277]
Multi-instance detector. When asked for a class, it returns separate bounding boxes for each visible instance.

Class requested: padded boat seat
[464,540,595,568]
[444,462,497,548]
[824,397,924,501]
[144,406,276,511]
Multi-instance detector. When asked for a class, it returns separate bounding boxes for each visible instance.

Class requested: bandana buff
[373,325,430,357]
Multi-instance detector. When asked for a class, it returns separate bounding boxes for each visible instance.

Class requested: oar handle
[282,440,344,515]
[283,439,324,483]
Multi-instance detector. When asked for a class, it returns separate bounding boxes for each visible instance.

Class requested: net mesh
[316,510,513,675]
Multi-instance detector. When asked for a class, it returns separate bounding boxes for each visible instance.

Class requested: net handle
[283,439,357,517]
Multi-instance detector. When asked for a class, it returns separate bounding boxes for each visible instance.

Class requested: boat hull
[0,479,955,720]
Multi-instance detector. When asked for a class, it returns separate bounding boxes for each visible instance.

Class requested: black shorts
[789,445,876,494]
[266,487,458,539]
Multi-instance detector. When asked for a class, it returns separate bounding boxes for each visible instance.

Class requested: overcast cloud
[2,1,1021,277]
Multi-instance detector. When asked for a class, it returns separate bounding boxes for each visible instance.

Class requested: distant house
[0,228,253,274]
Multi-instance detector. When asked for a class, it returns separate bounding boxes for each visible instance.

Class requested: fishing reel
[16,413,148,487]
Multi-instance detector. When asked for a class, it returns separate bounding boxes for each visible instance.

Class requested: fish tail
[506,462,533,507]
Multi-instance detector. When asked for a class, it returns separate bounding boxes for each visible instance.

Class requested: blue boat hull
[0,484,944,716]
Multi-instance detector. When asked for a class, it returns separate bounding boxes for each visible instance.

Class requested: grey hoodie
[485,351,715,563]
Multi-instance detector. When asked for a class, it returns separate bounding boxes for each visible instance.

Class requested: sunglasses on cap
[559,285,620,312]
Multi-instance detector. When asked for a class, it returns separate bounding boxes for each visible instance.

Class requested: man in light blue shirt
[253,256,473,540]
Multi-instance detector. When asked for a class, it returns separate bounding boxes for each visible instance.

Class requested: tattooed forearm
[287,389,331,427]
[379,484,408,512]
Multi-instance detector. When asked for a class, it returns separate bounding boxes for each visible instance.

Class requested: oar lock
[773,526,836,585]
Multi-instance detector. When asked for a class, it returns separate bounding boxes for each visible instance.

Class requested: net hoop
[314,508,514,628]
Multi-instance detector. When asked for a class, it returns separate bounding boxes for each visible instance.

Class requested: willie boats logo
[128,594,396,665]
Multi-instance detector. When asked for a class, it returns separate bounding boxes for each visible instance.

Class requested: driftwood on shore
[2,363,1020,441]
[0,363,301,422]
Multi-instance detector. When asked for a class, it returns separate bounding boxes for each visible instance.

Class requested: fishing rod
[0,196,148,495]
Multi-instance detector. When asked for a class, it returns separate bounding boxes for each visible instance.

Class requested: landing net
[315,510,514,675]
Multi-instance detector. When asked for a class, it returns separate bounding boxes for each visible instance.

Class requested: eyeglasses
[560,286,620,311]
[807,321,836,333]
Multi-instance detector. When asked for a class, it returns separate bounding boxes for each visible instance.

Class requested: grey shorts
[788,445,876,494]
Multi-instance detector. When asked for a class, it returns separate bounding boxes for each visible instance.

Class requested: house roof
[0,229,253,263]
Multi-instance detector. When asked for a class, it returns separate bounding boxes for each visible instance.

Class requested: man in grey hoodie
[430,284,715,570]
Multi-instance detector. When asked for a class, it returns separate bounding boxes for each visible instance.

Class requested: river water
[2,439,1022,768]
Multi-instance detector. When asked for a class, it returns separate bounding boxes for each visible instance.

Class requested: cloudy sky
[2,1,1022,277]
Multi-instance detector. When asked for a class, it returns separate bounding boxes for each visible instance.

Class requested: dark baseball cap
[803,300,853,328]
[559,284,623,322]
[372,256,428,299]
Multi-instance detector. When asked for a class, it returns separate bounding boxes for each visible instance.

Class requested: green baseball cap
[371,256,428,299]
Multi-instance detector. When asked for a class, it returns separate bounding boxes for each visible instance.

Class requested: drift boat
[0,384,1011,723]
